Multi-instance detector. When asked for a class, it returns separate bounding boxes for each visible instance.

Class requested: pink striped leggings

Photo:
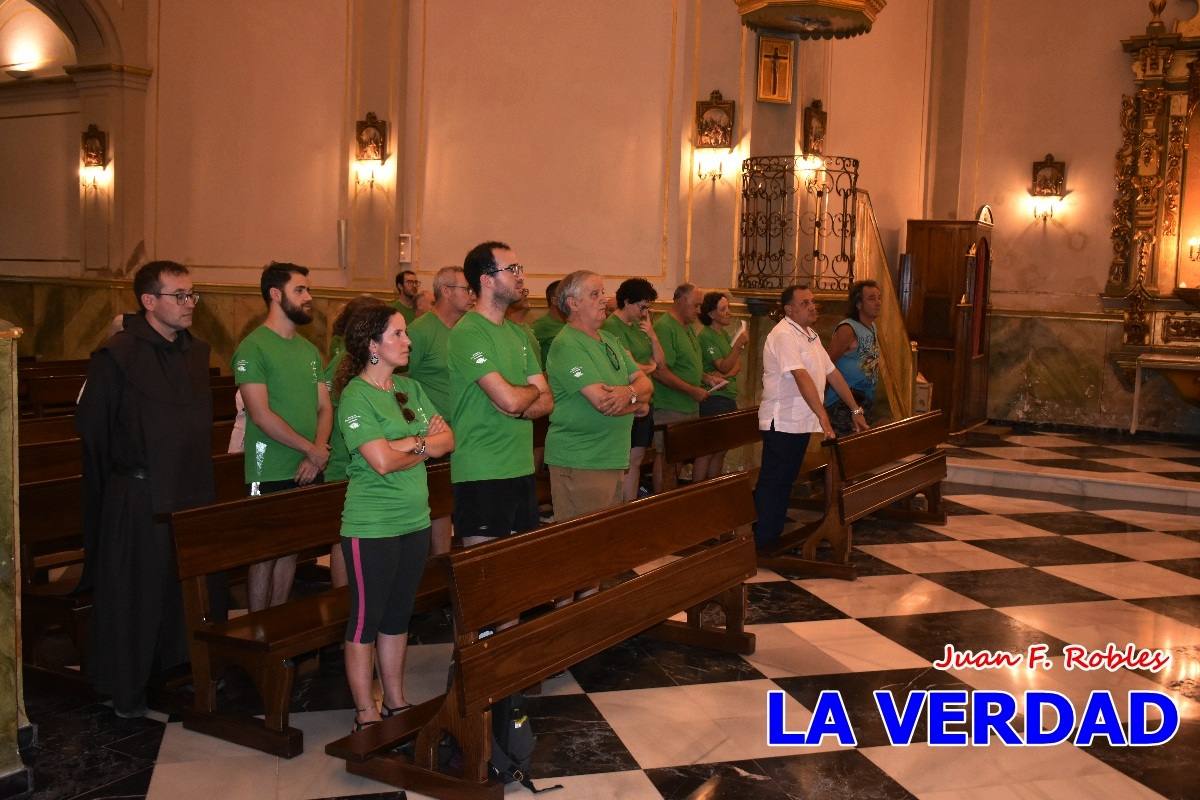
[341,527,431,644]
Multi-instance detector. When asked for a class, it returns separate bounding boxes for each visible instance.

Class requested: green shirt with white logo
[545,326,638,470]
[652,313,702,413]
[339,375,438,538]
[232,326,322,483]
[601,313,653,365]
[699,325,738,400]
[531,313,565,365]
[407,311,453,421]
[447,311,541,483]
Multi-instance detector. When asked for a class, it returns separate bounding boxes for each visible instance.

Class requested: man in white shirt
[754,284,869,550]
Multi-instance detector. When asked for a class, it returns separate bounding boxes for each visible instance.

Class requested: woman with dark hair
[321,295,388,588]
[334,304,454,731]
[695,291,748,480]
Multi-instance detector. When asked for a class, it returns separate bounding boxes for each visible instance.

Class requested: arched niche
[24,0,120,63]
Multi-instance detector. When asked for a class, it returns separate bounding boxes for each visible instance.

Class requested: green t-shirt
[232,326,322,483]
[652,313,702,413]
[531,313,565,365]
[322,352,349,482]
[699,325,738,400]
[447,311,541,483]
[519,321,543,370]
[545,326,639,470]
[407,311,453,420]
[339,375,438,538]
[390,299,418,325]
[601,313,653,365]
[328,333,344,365]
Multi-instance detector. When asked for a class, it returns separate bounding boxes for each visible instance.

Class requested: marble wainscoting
[987,312,1200,435]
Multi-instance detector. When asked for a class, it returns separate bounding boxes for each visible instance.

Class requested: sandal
[381,702,412,718]
[353,707,380,733]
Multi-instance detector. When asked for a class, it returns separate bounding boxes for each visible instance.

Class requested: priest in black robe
[76,260,214,717]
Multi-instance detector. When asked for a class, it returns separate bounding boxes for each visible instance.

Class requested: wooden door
[955,237,991,429]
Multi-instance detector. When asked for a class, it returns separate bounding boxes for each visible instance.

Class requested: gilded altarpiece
[1106,4,1200,405]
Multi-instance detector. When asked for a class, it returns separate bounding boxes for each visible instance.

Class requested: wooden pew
[657,407,768,490]
[326,472,758,799]
[18,420,236,482]
[19,452,247,673]
[758,410,948,579]
[19,369,228,418]
[170,463,454,758]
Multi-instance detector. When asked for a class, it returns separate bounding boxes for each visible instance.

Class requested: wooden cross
[764,46,788,94]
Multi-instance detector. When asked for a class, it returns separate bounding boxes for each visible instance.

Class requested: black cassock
[76,313,214,710]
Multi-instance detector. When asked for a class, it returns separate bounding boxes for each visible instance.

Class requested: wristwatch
[850,407,864,416]
[629,389,639,406]
[411,435,427,456]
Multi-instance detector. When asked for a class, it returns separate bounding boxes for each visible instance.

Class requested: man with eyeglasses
[448,241,552,546]
[392,269,422,325]
[406,265,474,554]
[545,270,652,523]
[77,260,215,718]
[233,262,333,611]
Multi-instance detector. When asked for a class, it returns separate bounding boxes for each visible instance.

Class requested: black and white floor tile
[24,427,1200,799]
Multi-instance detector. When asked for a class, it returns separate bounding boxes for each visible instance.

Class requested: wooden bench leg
[258,657,296,733]
[759,515,857,581]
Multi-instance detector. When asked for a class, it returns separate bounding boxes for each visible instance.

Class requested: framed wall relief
[1032,153,1066,196]
[696,90,735,149]
[355,112,388,162]
[802,100,827,155]
[757,36,794,104]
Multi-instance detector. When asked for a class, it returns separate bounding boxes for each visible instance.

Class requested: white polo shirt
[759,317,834,434]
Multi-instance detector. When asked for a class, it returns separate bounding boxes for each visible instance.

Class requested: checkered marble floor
[943,425,1200,510]
[25,478,1200,800]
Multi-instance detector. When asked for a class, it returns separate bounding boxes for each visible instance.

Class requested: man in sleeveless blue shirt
[824,280,882,435]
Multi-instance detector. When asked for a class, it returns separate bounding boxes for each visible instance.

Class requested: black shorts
[630,409,655,449]
[452,475,540,540]
[342,528,431,643]
[699,394,737,417]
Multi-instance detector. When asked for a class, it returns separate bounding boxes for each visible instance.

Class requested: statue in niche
[803,100,826,155]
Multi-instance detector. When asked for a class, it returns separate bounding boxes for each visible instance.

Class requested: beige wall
[935,0,1185,313]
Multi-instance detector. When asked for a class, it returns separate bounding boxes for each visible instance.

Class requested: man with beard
[233,262,332,610]
[391,269,421,325]
[77,260,213,717]
[448,241,552,546]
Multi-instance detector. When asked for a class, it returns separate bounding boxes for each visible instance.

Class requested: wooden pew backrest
[450,471,755,634]
[660,408,759,465]
[825,410,947,479]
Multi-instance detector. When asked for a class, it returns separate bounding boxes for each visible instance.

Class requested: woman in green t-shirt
[695,292,748,481]
[323,294,388,589]
[333,305,454,732]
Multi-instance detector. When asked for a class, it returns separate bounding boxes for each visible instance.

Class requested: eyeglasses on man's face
[154,291,201,305]
[486,263,524,277]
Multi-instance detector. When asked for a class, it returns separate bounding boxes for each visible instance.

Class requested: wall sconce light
[1030,153,1066,223]
[354,111,388,188]
[696,149,728,183]
[80,123,108,189]
[1188,237,1200,262]
[797,153,826,192]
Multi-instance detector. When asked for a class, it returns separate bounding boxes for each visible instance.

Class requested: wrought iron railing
[737,154,859,292]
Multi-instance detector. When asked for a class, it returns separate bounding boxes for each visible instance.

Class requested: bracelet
[629,389,639,405]
[850,407,864,416]
[411,435,427,456]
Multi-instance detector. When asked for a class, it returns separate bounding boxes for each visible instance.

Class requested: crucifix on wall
[757,36,794,104]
